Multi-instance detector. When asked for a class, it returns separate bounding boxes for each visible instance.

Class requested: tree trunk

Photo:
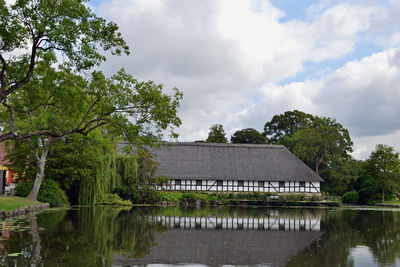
[382,188,385,203]
[29,214,41,265]
[27,138,53,201]
[315,156,319,175]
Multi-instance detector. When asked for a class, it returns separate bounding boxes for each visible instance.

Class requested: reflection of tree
[29,214,41,266]
[37,206,166,266]
[286,210,400,267]
[286,210,359,267]
[113,208,167,259]
[357,211,400,266]
[0,207,167,266]
[0,212,63,266]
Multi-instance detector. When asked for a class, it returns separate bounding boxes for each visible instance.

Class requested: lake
[0,206,399,266]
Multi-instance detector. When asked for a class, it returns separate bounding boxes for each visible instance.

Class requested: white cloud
[352,130,400,159]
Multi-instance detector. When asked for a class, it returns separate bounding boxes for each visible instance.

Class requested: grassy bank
[0,196,40,211]
[156,191,341,207]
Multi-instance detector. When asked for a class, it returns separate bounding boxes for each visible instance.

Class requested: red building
[0,142,13,185]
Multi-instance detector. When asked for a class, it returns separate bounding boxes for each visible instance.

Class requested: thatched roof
[112,228,322,266]
[124,142,322,182]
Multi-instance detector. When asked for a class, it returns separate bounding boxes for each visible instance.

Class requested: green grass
[382,199,400,206]
[0,196,40,211]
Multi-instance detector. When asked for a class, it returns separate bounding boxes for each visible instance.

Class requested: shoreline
[0,203,50,219]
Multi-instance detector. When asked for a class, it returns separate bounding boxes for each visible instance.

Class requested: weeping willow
[78,152,140,205]
[116,155,140,184]
[78,152,120,205]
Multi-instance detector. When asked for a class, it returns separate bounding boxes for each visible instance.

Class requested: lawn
[382,199,400,206]
[0,196,40,211]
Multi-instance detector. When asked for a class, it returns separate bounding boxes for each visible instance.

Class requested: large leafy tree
[288,117,353,174]
[264,110,356,195]
[0,0,128,141]
[206,124,228,143]
[360,144,400,203]
[0,59,182,201]
[230,128,267,144]
[263,110,315,144]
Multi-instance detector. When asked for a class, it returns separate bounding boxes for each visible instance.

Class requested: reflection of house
[135,142,323,193]
[146,215,321,231]
[0,142,13,192]
[113,214,322,266]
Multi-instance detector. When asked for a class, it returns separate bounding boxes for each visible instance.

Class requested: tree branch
[2,38,39,102]
[0,53,6,90]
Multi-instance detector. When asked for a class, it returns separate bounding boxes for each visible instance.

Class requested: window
[258,181,264,187]
[299,181,305,187]
[279,181,285,188]
[217,180,223,186]
[238,180,244,187]
[175,179,181,185]
[196,180,202,186]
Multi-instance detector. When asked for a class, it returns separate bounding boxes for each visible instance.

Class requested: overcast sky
[90,0,400,159]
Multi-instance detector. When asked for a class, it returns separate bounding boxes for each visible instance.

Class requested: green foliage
[0,0,130,145]
[15,180,69,207]
[99,194,132,206]
[357,144,400,203]
[206,124,228,143]
[115,151,167,204]
[264,110,315,144]
[155,191,339,206]
[264,110,355,196]
[230,128,268,144]
[341,191,359,204]
[320,159,362,196]
[288,117,353,174]
[0,0,128,69]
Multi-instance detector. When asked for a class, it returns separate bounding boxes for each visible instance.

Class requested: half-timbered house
[141,142,323,193]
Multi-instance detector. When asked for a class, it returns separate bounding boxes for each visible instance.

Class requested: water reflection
[0,207,398,267]
[116,212,322,266]
[146,213,320,231]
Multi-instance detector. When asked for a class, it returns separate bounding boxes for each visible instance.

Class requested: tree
[264,110,315,144]
[230,128,267,144]
[287,117,353,174]
[206,124,227,143]
[264,110,355,195]
[0,59,182,201]
[6,130,118,204]
[0,0,128,141]
[362,144,400,203]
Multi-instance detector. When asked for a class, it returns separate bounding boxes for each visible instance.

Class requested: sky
[89,0,400,159]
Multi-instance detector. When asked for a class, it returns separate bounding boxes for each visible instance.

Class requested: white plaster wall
[165,179,321,193]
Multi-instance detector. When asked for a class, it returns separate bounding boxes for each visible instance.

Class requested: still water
[0,206,399,266]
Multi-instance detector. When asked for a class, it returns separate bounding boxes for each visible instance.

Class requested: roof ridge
[163,142,286,148]
[118,141,285,148]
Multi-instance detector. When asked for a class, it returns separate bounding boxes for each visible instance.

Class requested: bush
[341,191,359,204]
[15,179,70,207]
[157,191,181,202]
[99,194,132,206]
